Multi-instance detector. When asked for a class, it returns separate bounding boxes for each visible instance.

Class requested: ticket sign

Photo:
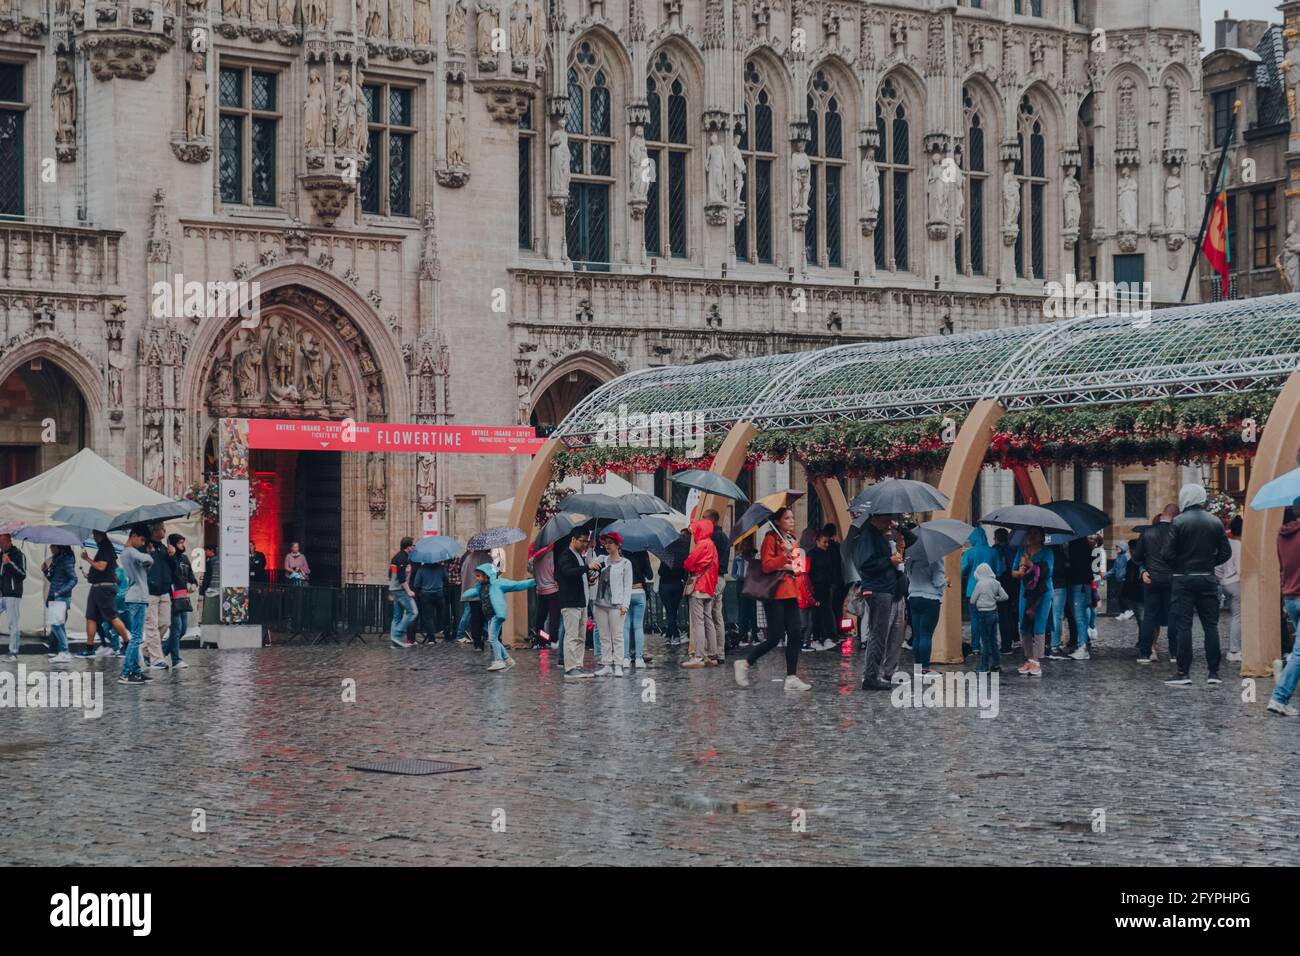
[246,419,545,455]
[220,479,251,589]
[422,511,440,535]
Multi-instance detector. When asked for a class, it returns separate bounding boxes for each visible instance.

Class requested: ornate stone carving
[445,79,467,165]
[925,15,943,76]
[705,132,728,225]
[82,31,174,81]
[417,202,441,279]
[548,126,570,214]
[366,452,387,516]
[233,332,265,401]
[447,0,467,49]
[304,68,326,150]
[472,77,534,123]
[300,174,354,226]
[147,189,171,264]
[143,411,165,492]
[1001,164,1019,245]
[1162,77,1186,167]
[52,57,77,162]
[1115,75,1139,165]
[1163,164,1185,251]
[628,124,652,218]
[476,0,499,68]
[1062,166,1081,250]
[859,152,879,236]
[790,141,810,230]
[1117,164,1138,234]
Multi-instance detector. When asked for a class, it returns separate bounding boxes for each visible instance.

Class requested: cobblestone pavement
[2,615,1297,866]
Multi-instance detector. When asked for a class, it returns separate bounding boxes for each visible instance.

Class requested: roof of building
[1254,25,1288,127]
[552,293,1300,444]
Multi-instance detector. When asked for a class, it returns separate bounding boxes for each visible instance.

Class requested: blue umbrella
[14,524,90,545]
[601,516,678,552]
[1250,466,1300,511]
[466,527,526,550]
[51,506,112,531]
[410,535,464,564]
[107,500,201,531]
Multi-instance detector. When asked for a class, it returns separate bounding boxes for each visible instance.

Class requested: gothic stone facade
[0,0,1202,582]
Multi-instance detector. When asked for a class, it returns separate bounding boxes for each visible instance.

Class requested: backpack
[1021,560,1047,622]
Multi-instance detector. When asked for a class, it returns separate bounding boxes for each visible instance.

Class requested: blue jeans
[49,619,68,653]
[486,615,508,661]
[908,596,940,669]
[1271,597,1300,705]
[390,591,417,642]
[973,608,999,670]
[623,589,647,658]
[1067,583,1092,646]
[120,602,147,677]
[98,618,120,651]
[455,602,472,639]
[166,609,188,663]
[1047,587,1067,649]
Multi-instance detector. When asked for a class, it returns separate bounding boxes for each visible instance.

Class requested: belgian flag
[1202,164,1231,295]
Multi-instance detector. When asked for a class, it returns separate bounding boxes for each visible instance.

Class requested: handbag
[741,558,783,601]
[45,600,67,627]
[170,588,193,613]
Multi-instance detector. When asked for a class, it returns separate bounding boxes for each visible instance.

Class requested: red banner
[246,419,546,455]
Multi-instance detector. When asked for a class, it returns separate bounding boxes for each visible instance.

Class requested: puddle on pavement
[1012,820,1094,833]
[0,741,56,757]
[668,792,784,814]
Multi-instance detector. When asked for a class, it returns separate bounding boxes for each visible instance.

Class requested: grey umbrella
[669,469,749,502]
[14,524,91,546]
[909,518,976,563]
[466,527,527,550]
[621,493,672,515]
[848,478,950,516]
[51,506,112,532]
[978,504,1073,534]
[557,493,640,520]
[601,516,678,552]
[537,511,596,547]
[107,499,202,531]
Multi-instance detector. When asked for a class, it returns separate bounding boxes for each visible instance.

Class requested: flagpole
[1180,100,1240,303]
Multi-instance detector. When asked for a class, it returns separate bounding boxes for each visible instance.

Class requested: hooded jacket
[45,550,77,602]
[960,527,1002,598]
[459,563,535,622]
[970,562,1009,611]
[854,520,896,594]
[683,519,719,597]
[1162,504,1230,575]
[0,544,26,597]
[1279,519,1300,598]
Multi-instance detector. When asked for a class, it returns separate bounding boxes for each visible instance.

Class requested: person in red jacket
[734,507,812,692]
[681,518,719,668]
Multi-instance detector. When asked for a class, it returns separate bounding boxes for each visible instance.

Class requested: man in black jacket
[0,532,26,659]
[1133,503,1177,663]
[557,530,595,678]
[1162,484,1231,686]
[143,522,176,671]
[857,514,904,691]
[657,529,690,646]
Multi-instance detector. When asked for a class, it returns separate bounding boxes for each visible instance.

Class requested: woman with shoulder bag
[734,507,812,691]
[43,544,77,662]
[166,534,196,669]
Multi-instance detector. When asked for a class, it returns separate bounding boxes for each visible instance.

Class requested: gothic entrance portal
[0,358,87,488]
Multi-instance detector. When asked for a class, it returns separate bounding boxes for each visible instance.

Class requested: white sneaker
[783,674,811,691]
[733,660,750,687]
[173,659,189,669]
[94,646,112,658]
[486,659,507,671]
[1226,651,1242,662]
[5,654,16,661]
[1116,610,1134,622]
[1069,646,1090,661]
[51,651,72,663]
[622,657,631,669]
[1087,627,1097,640]
[1268,700,1299,717]
[503,657,515,670]
[593,665,613,676]
[613,666,624,677]
[634,657,648,669]
[564,669,594,680]
[150,660,170,670]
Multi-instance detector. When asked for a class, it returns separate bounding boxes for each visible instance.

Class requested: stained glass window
[875,76,912,272]
[736,60,776,264]
[645,51,690,259]
[359,80,415,217]
[218,66,280,207]
[567,41,616,269]
[806,70,846,268]
[0,63,25,219]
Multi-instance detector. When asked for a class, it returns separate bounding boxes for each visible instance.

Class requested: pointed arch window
[566,41,615,269]
[805,70,846,267]
[874,77,912,272]
[955,86,987,276]
[645,50,690,259]
[735,59,775,264]
[1014,94,1048,279]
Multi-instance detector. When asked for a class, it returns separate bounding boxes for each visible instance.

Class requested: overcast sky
[1204,0,1285,49]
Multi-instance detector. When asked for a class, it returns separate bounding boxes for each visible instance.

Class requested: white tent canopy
[0,449,203,638]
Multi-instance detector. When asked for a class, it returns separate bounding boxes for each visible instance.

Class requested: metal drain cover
[348,758,481,776]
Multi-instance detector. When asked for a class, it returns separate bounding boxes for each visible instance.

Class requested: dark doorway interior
[0,446,37,489]
[248,448,341,587]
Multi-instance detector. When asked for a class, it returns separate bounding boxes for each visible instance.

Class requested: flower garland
[551,391,1279,481]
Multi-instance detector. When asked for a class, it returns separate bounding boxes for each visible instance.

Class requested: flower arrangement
[1204,491,1238,524]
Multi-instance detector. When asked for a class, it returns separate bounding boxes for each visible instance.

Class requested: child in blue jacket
[460,563,535,672]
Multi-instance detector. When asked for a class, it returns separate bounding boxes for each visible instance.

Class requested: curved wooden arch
[810,476,852,538]
[503,437,563,647]
[1240,371,1300,677]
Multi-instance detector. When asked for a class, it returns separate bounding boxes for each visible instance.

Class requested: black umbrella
[558,493,639,520]
[978,504,1073,534]
[848,478,950,516]
[1042,500,1111,537]
[910,518,976,563]
[730,502,776,544]
[669,469,748,502]
[537,511,596,547]
[601,516,678,552]
[51,506,112,532]
[621,493,672,516]
[107,499,202,531]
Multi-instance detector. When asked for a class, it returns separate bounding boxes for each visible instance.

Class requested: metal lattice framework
[552,293,1300,445]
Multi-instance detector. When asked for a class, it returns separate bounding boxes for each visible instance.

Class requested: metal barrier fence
[215,584,395,645]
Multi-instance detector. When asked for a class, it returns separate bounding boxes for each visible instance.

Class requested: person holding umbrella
[903,535,947,674]
[0,531,26,660]
[681,517,720,669]
[558,528,596,678]
[704,509,732,649]
[657,528,691,646]
[166,533,196,668]
[142,522,177,671]
[734,507,812,691]
[81,529,131,659]
[42,544,77,663]
[1010,527,1053,677]
[589,531,633,677]
[855,514,905,691]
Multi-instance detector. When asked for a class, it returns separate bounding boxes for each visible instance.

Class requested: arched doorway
[0,358,87,488]
[184,276,406,588]
[530,368,603,433]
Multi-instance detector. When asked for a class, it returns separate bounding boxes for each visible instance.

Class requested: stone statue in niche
[731,131,745,209]
[366,452,387,515]
[706,133,728,206]
[446,83,467,166]
[628,125,652,203]
[1062,166,1081,233]
[107,349,127,408]
[333,71,357,151]
[304,0,326,28]
[143,420,165,493]
[51,58,76,160]
[416,453,435,509]
[447,0,467,50]
[1283,220,1300,292]
[185,54,207,140]
[861,153,880,222]
[1001,164,1020,242]
[353,72,369,156]
[268,319,300,401]
[366,379,384,415]
[790,142,810,216]
[389,0,408,41]
[304,69,326,149]
[510,0,530,56]
[549,127,570,198]
[926,151,951,225]
[413,0,432,43]
[325,359,351,404]
[223,0,241,18]
[278,0,296,26]
[365,0,382,36]
[531,0,545,53]
[300,332,325,401]
[234,337,264,401]
[1117,165,1138,233]
[477,0,500,62]
[250,0,269,21]
[1164,166,1184,234]
[210,354,234,404]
